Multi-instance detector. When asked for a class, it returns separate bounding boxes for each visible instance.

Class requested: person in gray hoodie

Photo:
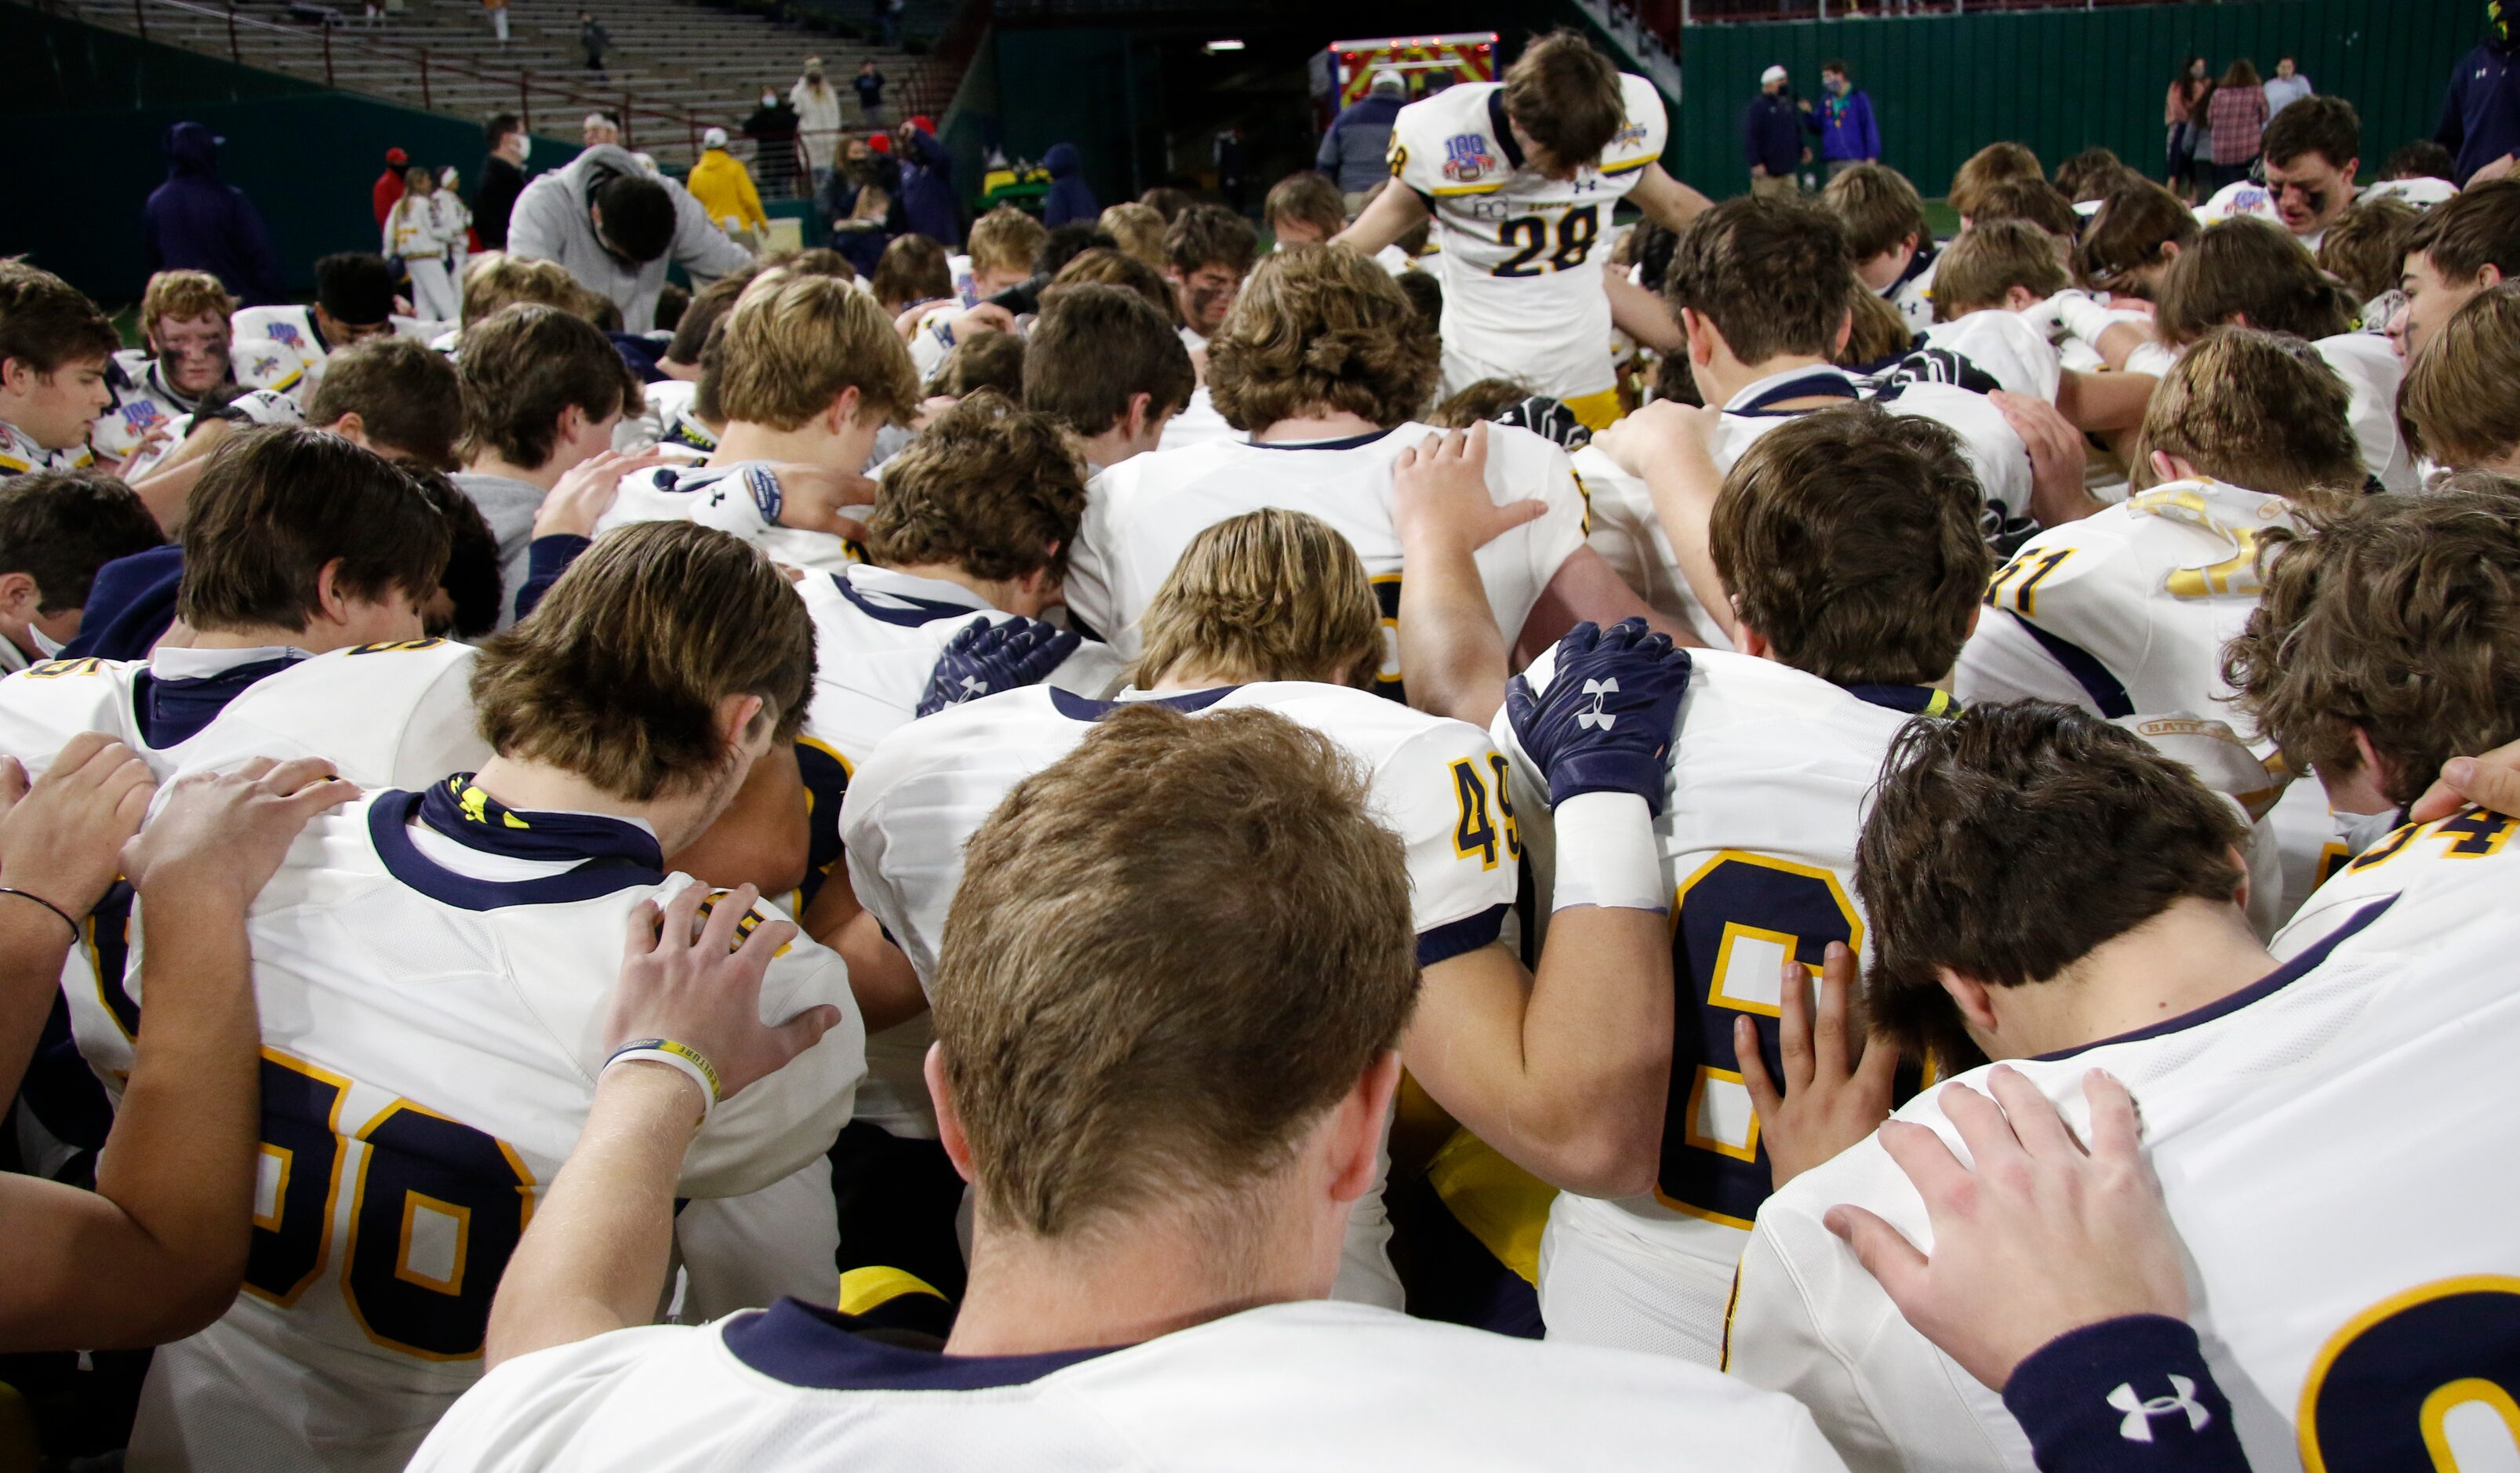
[507,144,753,332]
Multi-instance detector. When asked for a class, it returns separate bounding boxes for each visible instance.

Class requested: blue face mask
[1828,77,1848,95]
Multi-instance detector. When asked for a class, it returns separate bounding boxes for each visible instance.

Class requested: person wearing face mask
[792,57,843,195]
[475,113,531,250]
[96,271,237,473]
[744,84,803,198]
[1803,60,1881,180]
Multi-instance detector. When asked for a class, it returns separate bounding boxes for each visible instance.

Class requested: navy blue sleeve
[2003,1315,2253,1473]
[514,533,591,622]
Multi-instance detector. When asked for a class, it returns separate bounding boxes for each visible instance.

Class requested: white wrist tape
[1548,791,1667,914]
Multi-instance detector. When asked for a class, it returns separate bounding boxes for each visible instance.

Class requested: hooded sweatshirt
[142,122,283,304]
[1041,143,1099,227]
[505,143,754,332]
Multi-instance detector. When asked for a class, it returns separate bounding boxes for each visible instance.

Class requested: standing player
[844,508,1685,1309]
[1335,30,1709,429]
[122,522,875,1473]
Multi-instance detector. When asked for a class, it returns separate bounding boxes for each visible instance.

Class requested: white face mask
[515,135,532,162]
[762,93,777,107]
[27,624,65,659]
[2333,805,2405,859]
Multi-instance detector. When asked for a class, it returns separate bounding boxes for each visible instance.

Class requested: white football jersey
[410,1297,1847,1473]
[1494,646,1935,1366]
[1390,76,1667,402]
[1065,421,1589,701]
[592,460,866,575]
[93,350,202,464]
[0,417,90,478]
[2195,180,2324,251]
[1915,308,2063,402]
[123,779,867,1473]
[795,564,1123,1138]
[1883,246,1940,334]
[230,305,329,400]
[2312,331,2417,493]
[841,680,1521,1308]
[2360,176,2458,209]
[630,376,718,456]
[1729,805,2520,1473]
[1571,445,1734,651]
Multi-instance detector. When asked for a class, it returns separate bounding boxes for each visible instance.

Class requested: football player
[0,263,118,480]
[1065,243,1659,700]
[845,508,1685,1309]
[2193,95,2362,250]
[230,253,403,403]
[120,522,878,1473]
[0,471,165,676]
[1335,31,1707,428]
[93,271,236,471]
[2391,177,2520,361]
[408,704,1843,1473]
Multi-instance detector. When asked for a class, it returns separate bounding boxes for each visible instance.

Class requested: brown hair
[2218,57,2263,90]
[2400,282,2520,467]
[1972,177,2081,243]
[2404,178,2520,285]
[2053,147,2133,205]
[870,234,953,311]
[2317,195,2422,304]
[1856,702,2248,1067]
[1820,162,1929,263]
[2262,93,2358,172]
[471,521,813,799]
[1501,29,1627,168]
[1207,245,1436,431]
[1838,286,1915,365]
[714,273,920,431]
[2073,180,2199,296]
[1264,170,1349,241]
[2127,327,2361,499]
[0,470,167,614]
[178,427,450,633]
[1711,403,1991,685]
[2155,217,2356,347]
[1165,204,1260,278]
[1949,142,2045,220]
[1430,377,1536,428]
[1098,202,1169,269]
[458,304,642,468]
[305,337,465,467]
[1049,247,1173,318]
[139,270,236,345]
[966,205,1050,280]
[1129,508,1382,690]
[459,253,605,329]
[1934,220,2072,319]
[934,702,1418,1240]
[1665,195,1857,364]
[866,391,1084,583]
[2224,486,2520,807]
[928,329,1027,400]
[0,262,120,376]
[1139,186,1194,223]
[663,267,762,366]
[1024,281,1195,437]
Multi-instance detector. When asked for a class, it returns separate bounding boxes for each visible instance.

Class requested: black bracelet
[0,887,80,944]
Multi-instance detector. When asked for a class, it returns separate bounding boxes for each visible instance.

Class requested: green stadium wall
[1664,0,2480,199]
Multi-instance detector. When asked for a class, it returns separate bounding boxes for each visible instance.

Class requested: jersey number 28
[1493,205,1600,278]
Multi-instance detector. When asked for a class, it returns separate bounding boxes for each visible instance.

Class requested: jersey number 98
[1493,205,1601,278]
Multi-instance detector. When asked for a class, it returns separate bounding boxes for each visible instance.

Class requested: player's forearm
[1524,903,1674,1195]
[130,431,221,533]
[485,1064,697,1370]
[1395,535,1511,729]
[1635,165,1714,231]
[1603,271,1685,353]
[1638,448,1740,646]
[2056,368,2158,435]
[0,904,74,1105]
[1331,184,1425,258]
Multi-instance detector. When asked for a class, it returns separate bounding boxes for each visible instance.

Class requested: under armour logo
[1576,677,1619,730]
[952,675,987,702]
[2107,1377,2211,1442]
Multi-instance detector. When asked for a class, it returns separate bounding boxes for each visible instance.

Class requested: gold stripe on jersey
[1598,155,1655,175]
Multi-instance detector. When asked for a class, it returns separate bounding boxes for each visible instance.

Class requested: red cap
[907,115,935,134]
[387,147,409,165]
[866,132,892,153]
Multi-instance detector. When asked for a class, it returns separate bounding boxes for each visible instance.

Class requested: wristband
[0,886,79,944]
[603,1038,722,1125]
[1547,791,1667,914]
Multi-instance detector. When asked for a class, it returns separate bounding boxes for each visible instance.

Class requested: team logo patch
[1442,132,1497,183]
[249,355,283,380]
[122,400,165,430]
[266,322,304,348]
[1610,119,1649,150]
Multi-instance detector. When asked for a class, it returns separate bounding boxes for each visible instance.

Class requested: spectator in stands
[880,0,904,49]
[2264,55,2314,116]
[2202,60,2270,193]
[475,113,532,250]
[142,123,282,307]
[1042,144,1099,229]
[372,146,409,227]
[2437,3,2520,185]
[580,10,610,76]
[483,0,509,43]
[689,128,769,249]
[2167,55,2209,198]
[1318,69,1407,217]
[794,58,844,194]
[508,144,753,333]
[823,134,902,277]
[1745,64,1804,199]
[855,58,888,131]
[897,115,960,249]
[744,85,802,198]
[1804,60,1880,178]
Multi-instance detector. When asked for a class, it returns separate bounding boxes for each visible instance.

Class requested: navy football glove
[917,616,1080,718]
[1505,618,1691,814]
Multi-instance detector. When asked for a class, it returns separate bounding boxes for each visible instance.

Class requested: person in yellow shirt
[687,127,769,247]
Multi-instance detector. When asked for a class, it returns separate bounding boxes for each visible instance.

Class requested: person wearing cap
[141,122,283,307]
[688,126,770,248]
[896,114,959,249]
[373,146,410,226]
[1318,68,1409,217]
[1744,65,1805,198]
[228,253,404,404]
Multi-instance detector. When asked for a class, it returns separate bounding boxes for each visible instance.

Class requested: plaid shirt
[2206,85,2269,164]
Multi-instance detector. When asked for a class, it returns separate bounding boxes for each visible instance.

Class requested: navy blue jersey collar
[1249,427,1395,453]
[1486,89,1525,170]
[2033,896,2396,1064]
[1836,682,1957,716]
[1047,686,1240,722]
[1729,369,1862,417]
[837,572,987,629]
[369,778,666,911]
[130,653,303,747]
[1893,238,1940,292]
[726,1298,1122,1391]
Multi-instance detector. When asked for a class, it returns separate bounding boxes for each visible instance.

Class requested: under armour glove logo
[2107,1377,2212,1442]
[1504,620,1691,816]
[916,616,1081,718]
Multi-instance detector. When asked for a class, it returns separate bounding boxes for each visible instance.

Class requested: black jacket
[473,155,526,249]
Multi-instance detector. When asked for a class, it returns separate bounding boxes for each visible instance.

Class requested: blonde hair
[459,253,604,329]
[1129,508,1382,690]
[966,205,1049,280]
[713,273,920,431]
[2128,327,2361,500]
[140,270,236,344]
[1098,202,1168,270]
